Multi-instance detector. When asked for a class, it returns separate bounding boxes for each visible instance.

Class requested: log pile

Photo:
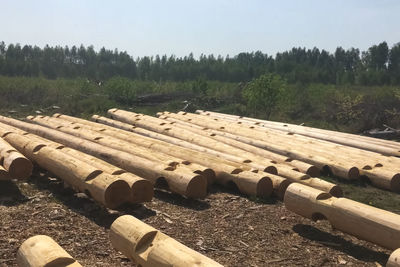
[17,235,82,267]
[153,110,400,192]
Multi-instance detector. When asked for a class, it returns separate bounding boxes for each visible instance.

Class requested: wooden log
[20,132,153,203]
[0,136,32,179]
[160,114,320,176]
[197,110,400,151]
[387,248,400,267]
[17,235,82,267]
[0,130,132,208]
[0,165,10,180]
[110,215,224,267]
[0,116,206,199]
[284,183,400,250]
[49,114,279,198]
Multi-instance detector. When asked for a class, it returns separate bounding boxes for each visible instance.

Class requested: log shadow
[29,169,155,228]
[208,183,278,205]
[0,180,29,206]
[153,189,210,211]
[293,224,389,265]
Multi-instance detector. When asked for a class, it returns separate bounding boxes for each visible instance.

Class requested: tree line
[0,41,399,85]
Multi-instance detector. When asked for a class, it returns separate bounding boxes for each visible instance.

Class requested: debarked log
[17,235,82,267]
[0,137,32,179]
[0,129,132,208]
[284,183,400,250]
[110,215,224,267]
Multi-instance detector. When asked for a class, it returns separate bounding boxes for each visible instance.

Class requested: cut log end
[329,185,343,197]
[201,168,216,185]
[7,156,33,179]
[387,248,400,267]
[306,166,320,177]
[130,179,154,203]
[104,180,133,209]
[348,167,360,180]
[264,165,278,175]
[256,176,273,197]
[186,174,208,199]
[391,174,400,193]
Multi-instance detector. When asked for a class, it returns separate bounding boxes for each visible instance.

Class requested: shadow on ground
[293,224,389,265]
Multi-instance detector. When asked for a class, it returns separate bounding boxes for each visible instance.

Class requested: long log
[110,215,223,267]
[0,136,32,179]
[0,116,206,199]
[0,129,132,208]
[284,183,400,250]
[48,115,275,197]
[388,248,400,267]
[197,110,400,151]
[51,114,278,197]
[17,235,82,267]
[10,130,154,204]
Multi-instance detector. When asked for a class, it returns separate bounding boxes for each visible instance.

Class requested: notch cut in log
[0,137,32,179]
[284,183,400,250]
[17,235,82,267]
[110,215,223,267]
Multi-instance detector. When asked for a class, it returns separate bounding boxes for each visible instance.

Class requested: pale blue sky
[1,0,399,57]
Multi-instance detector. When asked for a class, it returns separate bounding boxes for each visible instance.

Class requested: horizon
[1,0,399,58]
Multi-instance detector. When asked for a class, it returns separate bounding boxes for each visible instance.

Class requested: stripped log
[102,110,342,196]
[0,129,131,208]
[50,114,277,198]
[197,110,400,151]
[0,137,32,179]
[0,116,206,199]
[31,115,216,185]
[110,215,223,267]
[284,183,400,250]
[17,235,82,267]
[12,131,153,204]
[387,248,400,267]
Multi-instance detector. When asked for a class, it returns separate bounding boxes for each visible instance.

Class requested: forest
[0,41,399,133]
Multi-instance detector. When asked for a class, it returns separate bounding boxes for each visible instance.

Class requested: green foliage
[104,76,137,105]
[243,74,286,118]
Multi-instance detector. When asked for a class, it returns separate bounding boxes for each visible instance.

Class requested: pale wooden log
[21,133,153,203]
[0,130,132,208]
[110,215,223,267]
[0,116,207,199]
[162,111,400,192]
[49,115,276,197]
[197,110,400,151]
[17,235,82,267]
[160,114,320,176]
[157,111,361,180]
[28,116,208,198]
[387,248,400,267]
[284,183,400,250]
[0,136,32,179]
[52,114,278,198]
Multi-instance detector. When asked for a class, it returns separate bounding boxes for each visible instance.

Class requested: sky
[1,0,399,58]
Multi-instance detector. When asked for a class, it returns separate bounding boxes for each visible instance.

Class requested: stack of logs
[1,109,400,266]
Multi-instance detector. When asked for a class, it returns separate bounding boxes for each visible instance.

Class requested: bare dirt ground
[0,168,394,267]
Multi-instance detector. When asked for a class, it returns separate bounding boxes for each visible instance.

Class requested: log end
[329,185,343,197]
[8,156,33,179]
[131,179,154,203]
[387,248,400,267]
[104,180,132,209]
[256,176,273,198]
[264,165,278,175]
[348,167,360,180]
[186,174,208,199]
[306,166,320,177]
[391,174,400,193]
